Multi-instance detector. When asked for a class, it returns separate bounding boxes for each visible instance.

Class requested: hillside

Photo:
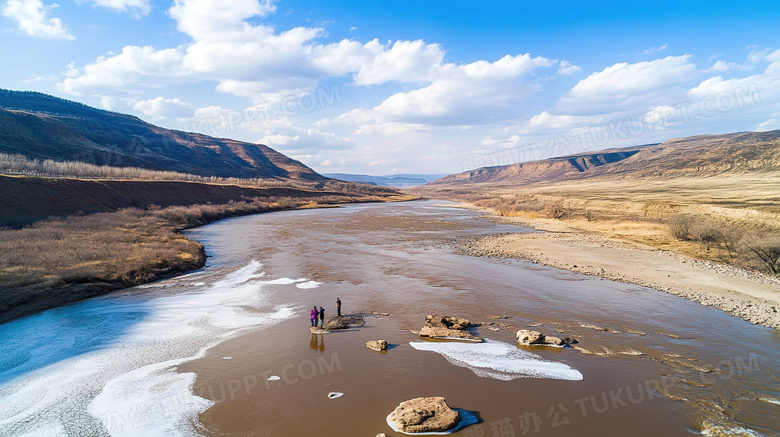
[427,130,780,188]
[0,89,323,180]
[414,130,780,280]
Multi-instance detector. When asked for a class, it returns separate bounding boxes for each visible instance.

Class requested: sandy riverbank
[453,204,780,329]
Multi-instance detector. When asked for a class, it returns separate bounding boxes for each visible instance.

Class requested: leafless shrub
[719,227,744,260]
[740,233,780,275]
[584,210,595,222]
[667,214,694,241]
[689,219,722,250]
[546,202,568,220]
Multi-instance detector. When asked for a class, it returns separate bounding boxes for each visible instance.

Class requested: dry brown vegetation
[0,208,203,291]
[0,183,416,322]
[417,173,780,275]
[0,196,326,289]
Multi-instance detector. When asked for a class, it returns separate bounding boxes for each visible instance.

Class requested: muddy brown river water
[0,200,778,437]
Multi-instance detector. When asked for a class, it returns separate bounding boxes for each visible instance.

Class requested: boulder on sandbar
[387,397,460,434]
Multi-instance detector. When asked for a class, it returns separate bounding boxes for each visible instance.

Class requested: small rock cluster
[418,314,483,342]
[516,329,578,346]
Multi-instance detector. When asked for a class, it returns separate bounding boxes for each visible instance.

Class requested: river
[0,200,778,436]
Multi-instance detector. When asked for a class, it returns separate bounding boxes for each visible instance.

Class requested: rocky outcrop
[516,329,578,346]
[419,326,482,342]
[322,315,365,330]
[425,314,471,330]
[367,340,388,351]
[387,397,460,434]
[417,315,482,342]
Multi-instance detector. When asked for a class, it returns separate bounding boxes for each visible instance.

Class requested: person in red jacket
[310,306,318,327]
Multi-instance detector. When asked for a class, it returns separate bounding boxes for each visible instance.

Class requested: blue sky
[2,0,780,174]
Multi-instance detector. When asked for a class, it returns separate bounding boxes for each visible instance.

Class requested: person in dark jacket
[336,298,342,317]
[319,306,325,328]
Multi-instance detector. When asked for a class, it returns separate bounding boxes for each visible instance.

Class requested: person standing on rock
[336,298,342,317]
[319,306,325,328]
[311,306,318,327]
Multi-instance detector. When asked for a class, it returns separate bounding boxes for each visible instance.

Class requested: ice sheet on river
[0,260,295,436]
[410,339,583,381]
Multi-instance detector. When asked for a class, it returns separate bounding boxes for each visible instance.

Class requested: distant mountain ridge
[427,130,780,187]
[324,173,449,188]
[0,89,323,180]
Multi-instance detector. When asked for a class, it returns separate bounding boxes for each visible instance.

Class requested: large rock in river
[387,397,460,434]
[366,340,388,351]
[419,314,481,342]
[322,315,364,330]
[425,314,471,330]
[419,326,482,342]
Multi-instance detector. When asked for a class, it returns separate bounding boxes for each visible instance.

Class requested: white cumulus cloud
[133,97,194,119]
[553,55,698,115]
[2,0,74,40]
[558,60,581,75]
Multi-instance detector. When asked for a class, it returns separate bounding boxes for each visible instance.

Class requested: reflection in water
[310,334,325,352]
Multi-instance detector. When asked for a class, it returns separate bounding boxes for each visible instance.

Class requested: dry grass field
[418,172,780,274]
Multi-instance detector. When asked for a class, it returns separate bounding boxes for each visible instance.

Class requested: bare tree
[741,233,780,275]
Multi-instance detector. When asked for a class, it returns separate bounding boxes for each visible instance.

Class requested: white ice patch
[701,423,767,436]
[410,340,583,381]
[262,277,307,285]
[296,281,321,289]
[0,260,296,436]
[87,346,215,437]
